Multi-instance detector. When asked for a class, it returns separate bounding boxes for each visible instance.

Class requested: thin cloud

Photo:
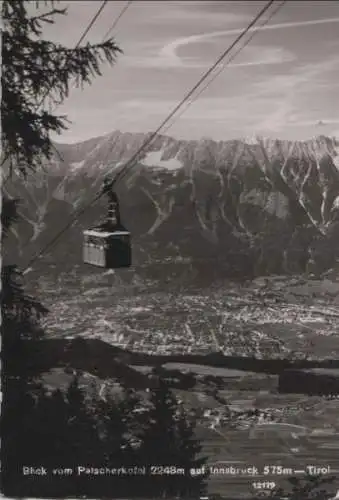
[250,56,339,97]
[249,56,339,133]
[160,17,339,65]
[255,100,295,133]
[47,1,339,143]
[115,95,291,126]
[122,45,295,69]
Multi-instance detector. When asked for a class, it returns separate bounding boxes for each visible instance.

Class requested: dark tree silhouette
[1,196,50,495]
[1,1,122,496]
[2,0,121,175]
[139,377,208,498]
[2,375,105,497]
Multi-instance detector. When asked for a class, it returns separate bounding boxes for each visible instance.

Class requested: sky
[32,0,339,143]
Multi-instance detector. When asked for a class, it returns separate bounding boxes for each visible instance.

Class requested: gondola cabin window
[83,229,131,269]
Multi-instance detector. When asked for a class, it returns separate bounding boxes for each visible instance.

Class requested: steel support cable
[75,1,108,47]
[2,1,109,181]
[23,0,278,273]
[95,1,287,196]
[160,0,287,138]
[107,0,277,190]
[12,1,133,257]
[102,0,133,42]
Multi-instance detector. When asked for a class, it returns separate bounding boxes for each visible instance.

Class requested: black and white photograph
[2,1,339,499]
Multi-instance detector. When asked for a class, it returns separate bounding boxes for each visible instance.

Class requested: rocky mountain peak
[4,131,339,280]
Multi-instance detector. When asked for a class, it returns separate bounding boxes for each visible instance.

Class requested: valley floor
[31,266,339,360]
[26,266,339,498]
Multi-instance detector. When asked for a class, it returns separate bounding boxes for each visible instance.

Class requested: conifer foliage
[139,377,209,499]
[2,0,122,175]
[1,1,122,496]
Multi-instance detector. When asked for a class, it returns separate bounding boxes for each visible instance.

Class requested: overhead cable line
[46,0,110,163]
[160,0,287,137]
[39,0,109,112]
[12,1,133,254]
[102,0,133,41]
[105,0,278,189]
[23,0,278,273]
[46,0,130,165]
[85,0,287,191]
[88,0,286,191]
[75,1,108,47]
[60,1,135,181]
[3,0,109,181]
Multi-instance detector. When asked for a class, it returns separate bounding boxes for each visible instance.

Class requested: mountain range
[4,130,339,282]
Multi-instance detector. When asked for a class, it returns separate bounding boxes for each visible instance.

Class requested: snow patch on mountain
[333,196,339,209]
[333,142,339,170]
[265,192,289,219]
[243,135,261,145]
[70,160,85,171]
[141,150,183,171]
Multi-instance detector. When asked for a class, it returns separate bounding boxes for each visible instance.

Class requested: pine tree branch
[43,38,124,56]
[30,7,67,25]
[1,265,49,320]
[2,1,122,173]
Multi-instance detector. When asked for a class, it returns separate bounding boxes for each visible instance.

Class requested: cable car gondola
[83,179,131,269]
